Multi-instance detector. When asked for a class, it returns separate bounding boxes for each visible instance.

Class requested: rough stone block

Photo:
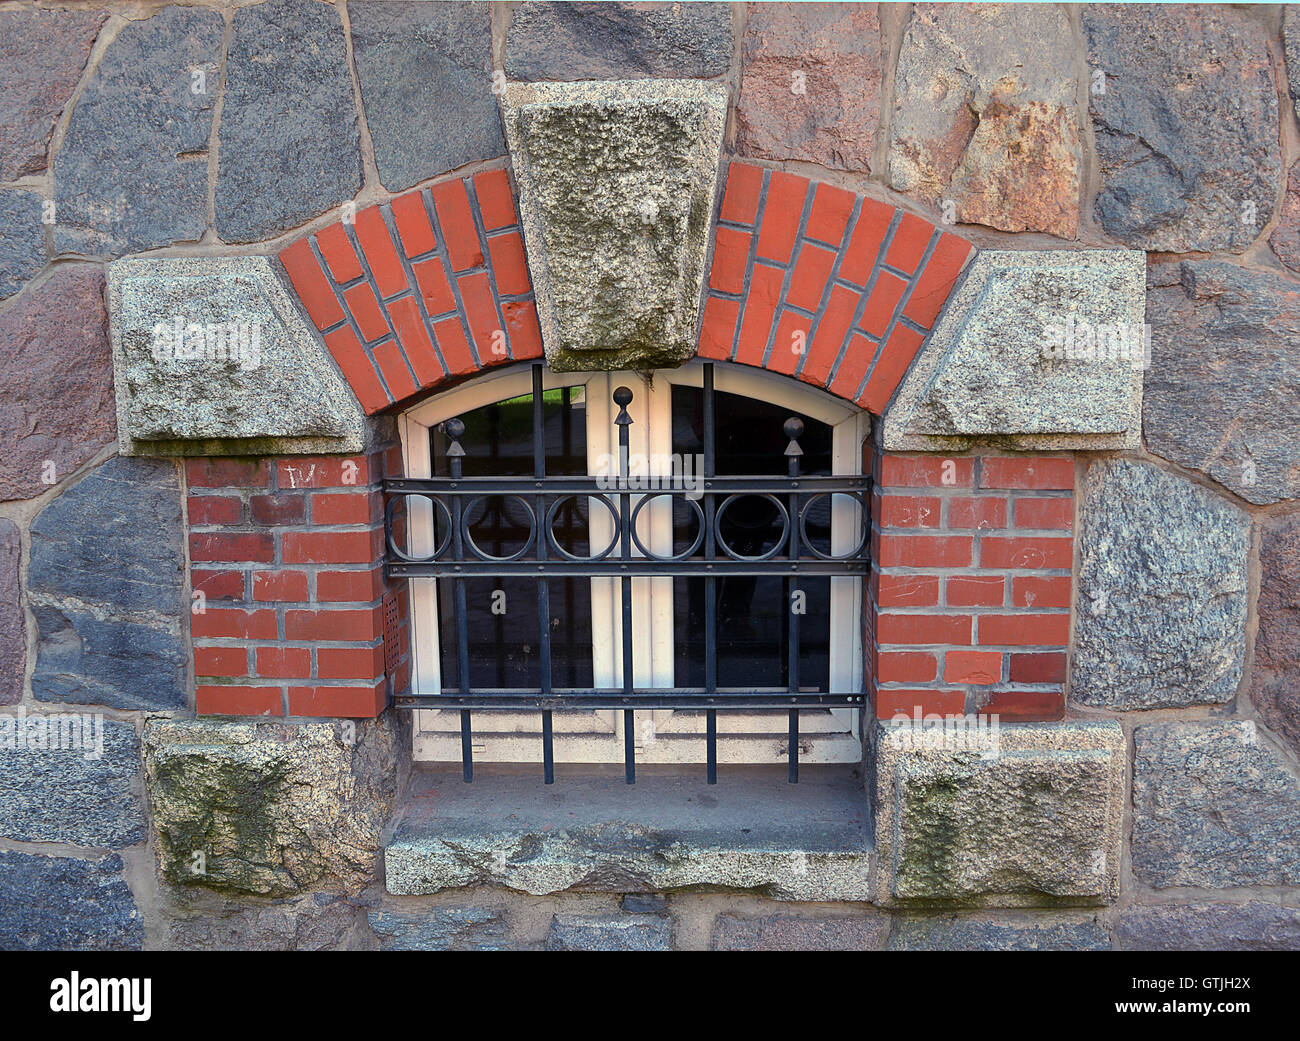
[0,520,22,706]
[0,266,115,503]
[502,79,726,371]
[546,913,672,951]
[53,6,223,256]
[167,890,360,951]
[882,250,1145,451]
[873,721,1125,907]
[143,717,400,897]
[1133,722,1300,890]
[0,188,47,300]
[887,914,1109,951]
[368,906,508,951]
[108,256,365,456]
[0,717,145,849]
[350,1,503,192]
[1117,903,1300,952]
[0,851,143,951]
[1071,459,1249,710]
[1253,514,1300,757]
[712,913,888,951]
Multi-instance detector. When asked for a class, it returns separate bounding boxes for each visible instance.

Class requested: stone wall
[0,1,1298,951]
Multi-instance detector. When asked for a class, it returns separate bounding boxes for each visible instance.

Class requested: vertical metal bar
[532,365,555,784]
[703,365,718,785]
[785,417,804,784]
[614,385,636,784]
[446,418,473,783]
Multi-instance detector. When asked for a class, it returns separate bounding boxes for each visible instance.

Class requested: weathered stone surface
[1285,8,1300,122]
[29,456,186,711]
[0,717,144,849]
[0,9,105,181]
[1144,260,1300,505]
[1133,722,1300,889]
[1269,160,1300,274]
[0,521,21,707]
[1071,459,1249,710]
[143,717,400,897]
[505,1,732,80]
[873,721,1125,907]
[216,0,361,242]
[888,915,1110,951]
[351,1,503,192]
[0,851,143,951]
[54,7,222,256]
[0,189,47,300]
[502,79,726,371]
[882,250,1145,452]
[1118,903,1300,952]
[889,4,1079,237]
[1084,6,1280,253]
[546,913,672,951]
[1253,514,1300,758]
[712,913,888,951]
[0,266,115,502]
[735,3,881,173]
[109,257,365,456]
[168,890,361,951]
[368,906,508,951]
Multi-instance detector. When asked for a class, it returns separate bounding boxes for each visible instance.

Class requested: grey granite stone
[873,721,1125,907]
[546,913,672,951]
[0,717,145,849]
[1083,5,1280,253]
[53,7,222,256]
[1071,459,1249,710]
[216,0,361,242]
[505,1,732,81]
[0,520,21,706]
[368,906,508,951]
[28,456,186,711]
[0,850,143,951]
[0,189,47,300]
[888,914,1110,951]
[143,717,400,897]
[350,1,503,192]
[1117,903,1300,952]
[882,250,1145,451]
[1286,8,1300,123]
[109,256,365,456]
[1133,722,1300,889]
[502,79,726,371]
[1144,260,1300,505]
[712,913,888,951]
[0,8,105,180]
[168,890,361,951]
[1253,514,1300,758]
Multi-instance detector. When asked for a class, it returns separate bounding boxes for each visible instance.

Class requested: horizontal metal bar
[393,689,865,709]
[387,559,866,578]
[385,476,868,495]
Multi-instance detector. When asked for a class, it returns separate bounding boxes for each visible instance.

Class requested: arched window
[392,360,870,780]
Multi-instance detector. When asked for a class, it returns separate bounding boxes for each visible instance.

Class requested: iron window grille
[384,363,871,784]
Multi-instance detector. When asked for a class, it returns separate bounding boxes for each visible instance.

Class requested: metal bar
[394,689,864,708]
[446,418,473,784]
[786,416,803,785]
[703,363,718,786]
[614,384,636,785]
[532,364,555,785]
[386,475,867,494]
[389,559,864,578]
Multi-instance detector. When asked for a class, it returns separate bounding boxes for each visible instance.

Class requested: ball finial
[783,416,804,441]
[613,386,634,408]
[443,417,465,441]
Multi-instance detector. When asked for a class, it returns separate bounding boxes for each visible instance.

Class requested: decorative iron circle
[629,492,706,561]
[386,493,452,563]
[544,493,621,562]
[461,494,538,563]
[796,491,869,561]
[714,493,791,561]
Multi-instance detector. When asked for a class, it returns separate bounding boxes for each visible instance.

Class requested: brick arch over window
[276,162,973,418]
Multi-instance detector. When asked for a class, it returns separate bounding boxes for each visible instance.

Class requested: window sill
[383,764,874,903]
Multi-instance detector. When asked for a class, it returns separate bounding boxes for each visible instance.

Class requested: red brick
[876,492,940,528]
[390,191,438,257]
[720,162,763,225]
[981,457,1074,490]
[877,534,972,568]
[948,496,1007,530]
[315,223,364,283]
[191,568,245,602]
[189,532,274,564]
[786,241,836,312]
[412,257,457,316]
[323,325,390,414]
[859,271,907,339]
[317,644,385,680]
[343,281,390,342]
[877,455,974,488]
[279,239,344,330]
[904,232,972,328]
[976,689,1065,722]
[194,645,249,678]
[860,324,925,413]
[839,197,893,286]
[1009,652,1068,685]
[252,569,309,602]
[1012,575,1072,609]
[256,646,311,679]
[188,495,243,526]
[735,263,784,366]
[434,316,477,376]
[459,270,500,362]
[353,205,408,298]
[249,493,306,526]
[874,573,940,608]
[185,458,269,489]
[806,183,856,246]
[285,606,383,641]
[277,457,370,489]
[944,649,1003,685]
[766,310,812,377]
[980,536,1073,570]
[756,171,808,264]
[191,608,278,641]
[885,212,934,274]
[431,178,483,271]
[946,575,1005,608]
[488,231,530,296]
[318,567,385,603]
[385,294,443,387]
[877,613,972,646]
[877,650,938,684]
[371,340,417,403]
[312,491,380,526]
[473,169,517,230]
[197,685,283,716]
[502,299,543,359]
[801,283,859,384]
[288,682,386,718]
[826,331,876,401]
[709,226,750,294]
[1014,497,1074,530]
[875,689,966,720]
[699,295,739,360]
[978,614,1070,647]
[283,530,379,565]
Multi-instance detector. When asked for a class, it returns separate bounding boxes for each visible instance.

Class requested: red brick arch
[277,162,973,417]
